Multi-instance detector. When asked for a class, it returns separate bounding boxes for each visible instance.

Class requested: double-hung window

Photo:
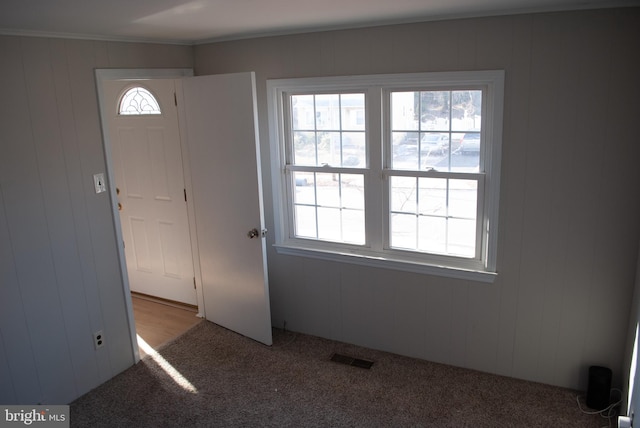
[267,71,504,282]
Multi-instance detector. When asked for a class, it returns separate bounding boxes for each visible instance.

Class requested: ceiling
[0,0,638,45]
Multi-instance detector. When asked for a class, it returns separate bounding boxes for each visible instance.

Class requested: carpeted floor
[71,321,607,427]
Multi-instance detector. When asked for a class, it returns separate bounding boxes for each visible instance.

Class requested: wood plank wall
[194,8,640,390]
[0,37,192,404]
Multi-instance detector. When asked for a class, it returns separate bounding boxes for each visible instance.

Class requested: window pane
[316,94,341,130]
[291,95,315,130]
[390,213,417,249]
[293,172,315,205]
[391,92,418,130]
[317,132,341,166]
[390,176,417,213]
[119,87,161,115]
[447,218,476,257]
[291,93,366,169]
[295,205,316,238]
[293,172,365,245]
[420,132,449,171]
[390,177,479,258]
[458,132,481,171]
[448,179,477,219]
[392,132,418,170]
[342,209,365,244]
[418,216,446,254]
[318,207,342,241]
[343,132,366,167]
[293,131,316,166]
[341,94,365,131]
[316,172,340,207]
[342,174,364,210]
[451,90,482,132]
[418,178,446,216]
[420,91,449,131]
[391,90,483,173]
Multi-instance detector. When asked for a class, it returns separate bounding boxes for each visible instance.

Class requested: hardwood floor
[131,293,202,356]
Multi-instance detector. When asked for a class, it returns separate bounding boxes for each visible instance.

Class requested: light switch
[93,173,106,194]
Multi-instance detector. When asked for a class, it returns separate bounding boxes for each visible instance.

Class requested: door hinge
[193,277,196,289]
[184,188,187,202]
[174,92,177,106]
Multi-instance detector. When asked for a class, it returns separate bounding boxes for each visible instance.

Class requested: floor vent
[330,353,374,369]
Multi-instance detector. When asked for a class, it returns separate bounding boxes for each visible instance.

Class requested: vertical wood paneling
[0,172,41,403]
[392,281,427,359]
[0,330,16,403]
[494,14,533,378]
[49,39,110,392]
[0,35,76,403]
[510,14,564,383]
[339,266,366,346]
[1,34,193,404]
[64,39,136,376]
[20,36,87,403]
[426,21,459,71]
[423,280,455,365]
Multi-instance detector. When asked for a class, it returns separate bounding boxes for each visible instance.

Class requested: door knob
[247,228,267,239]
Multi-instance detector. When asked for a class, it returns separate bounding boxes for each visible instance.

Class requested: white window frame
[267,71,504,283]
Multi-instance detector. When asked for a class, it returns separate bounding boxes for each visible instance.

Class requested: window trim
[267,71,504,283]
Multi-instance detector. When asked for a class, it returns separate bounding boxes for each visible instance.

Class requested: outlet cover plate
[93,173,106,194]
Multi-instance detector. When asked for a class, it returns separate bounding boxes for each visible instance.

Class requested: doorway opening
[96,68,202,360]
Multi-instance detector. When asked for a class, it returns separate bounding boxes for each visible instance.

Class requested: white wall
[0,36,192,404]
[194,8,640,390]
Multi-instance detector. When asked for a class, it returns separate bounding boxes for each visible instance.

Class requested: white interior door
[103,79,197,306]
[180,72,272,345]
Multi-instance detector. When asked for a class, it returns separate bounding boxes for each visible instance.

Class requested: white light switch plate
[93,173,106,194]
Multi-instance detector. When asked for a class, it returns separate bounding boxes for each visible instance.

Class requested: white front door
[180,72,272,345]
[103,79,197,306]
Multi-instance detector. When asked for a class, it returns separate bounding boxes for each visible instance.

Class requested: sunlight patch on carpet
[137,334,198,393]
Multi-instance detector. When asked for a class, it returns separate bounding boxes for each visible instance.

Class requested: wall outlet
[93,331,105,349]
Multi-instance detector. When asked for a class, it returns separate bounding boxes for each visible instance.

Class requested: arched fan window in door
[119,86,162,115]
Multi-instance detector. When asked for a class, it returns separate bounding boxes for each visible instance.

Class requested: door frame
[96,68,203,362]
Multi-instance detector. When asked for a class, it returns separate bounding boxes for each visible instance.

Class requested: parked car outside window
[459,133,480,155]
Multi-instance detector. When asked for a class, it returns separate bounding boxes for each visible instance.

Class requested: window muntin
[390,90,482,173]
[269,71,503,279]
[389,176,479,258]
[291,93,366,168]
[119,86,162,115]
[387,89,483,260]
[287,92,367,246]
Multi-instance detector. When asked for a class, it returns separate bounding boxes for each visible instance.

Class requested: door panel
[103,79,196,305]
[181,72,272,345]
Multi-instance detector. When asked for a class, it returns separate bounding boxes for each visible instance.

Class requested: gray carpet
[71,321,606,427]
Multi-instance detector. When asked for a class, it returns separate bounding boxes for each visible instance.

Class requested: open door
[180,72,272,346]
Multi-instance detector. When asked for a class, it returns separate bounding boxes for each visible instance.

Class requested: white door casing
[179,72,273,346]
[103,79,197,306]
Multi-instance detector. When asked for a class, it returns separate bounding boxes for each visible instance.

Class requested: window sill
[273,243,497,284]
